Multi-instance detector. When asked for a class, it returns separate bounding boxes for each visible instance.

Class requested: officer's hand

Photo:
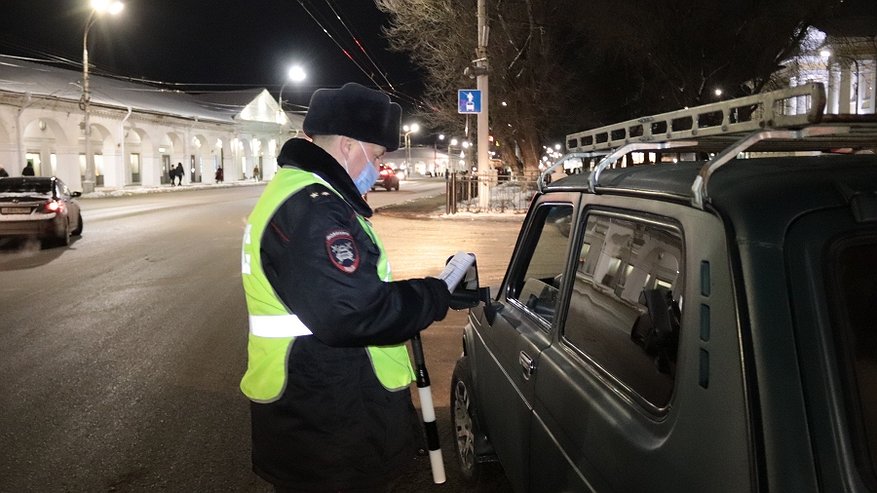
[423,277,451,321]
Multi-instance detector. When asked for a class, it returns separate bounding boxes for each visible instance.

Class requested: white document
[438,251,476,293]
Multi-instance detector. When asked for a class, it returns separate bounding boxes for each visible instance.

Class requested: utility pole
[81,13,95,194]
[80,1,124,194]
[476,0,490,209]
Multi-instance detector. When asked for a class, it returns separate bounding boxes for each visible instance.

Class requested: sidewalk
[80,179,264,199]
[376,192,528,221]
[83,178,527,222]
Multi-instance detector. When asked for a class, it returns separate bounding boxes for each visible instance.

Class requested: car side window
[564,213,683,409]
[508,204,574,325]
[828,235,877,485]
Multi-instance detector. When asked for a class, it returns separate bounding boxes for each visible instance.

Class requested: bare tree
[378,0,594,174]
[581,0,839,113]
[377,0,839,174]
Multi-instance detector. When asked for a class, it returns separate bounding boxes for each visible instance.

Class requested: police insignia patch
[325,230,359,273]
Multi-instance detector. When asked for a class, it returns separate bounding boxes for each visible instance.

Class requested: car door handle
[519,351,536,380]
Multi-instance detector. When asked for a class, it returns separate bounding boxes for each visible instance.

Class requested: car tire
[48,218,70,248]
[60,217,71,246]
[71,212,83,236]
[451,356,494,482]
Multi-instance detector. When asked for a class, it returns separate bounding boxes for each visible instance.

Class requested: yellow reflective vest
[240,168,414,403]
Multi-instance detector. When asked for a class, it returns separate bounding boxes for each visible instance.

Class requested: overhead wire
[320,1,425,109]
[321,0,396,92]
[0,38,83,70]
[2,4,428,105]
[296,0,424,109]
[321,2,426,109]
[295,0,382,90]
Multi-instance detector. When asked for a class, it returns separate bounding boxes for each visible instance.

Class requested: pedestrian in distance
[22,163,35,176]
[240,82,467,493]
[253,165,261,181]
[0,165,8,177]
[175,162,184,186]
[215,166,224,183]
[168,165,176,186]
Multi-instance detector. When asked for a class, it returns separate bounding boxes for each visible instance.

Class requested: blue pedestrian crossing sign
[458,89,482,114]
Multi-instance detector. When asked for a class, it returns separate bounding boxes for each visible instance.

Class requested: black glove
[422,277,451,321]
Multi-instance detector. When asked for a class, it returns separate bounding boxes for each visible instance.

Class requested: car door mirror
[447,254,482,311]
[481,287,501,324]
[443,255,499,322]
[71,191,82,198]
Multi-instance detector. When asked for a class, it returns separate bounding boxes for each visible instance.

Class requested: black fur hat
[303,83,402,151]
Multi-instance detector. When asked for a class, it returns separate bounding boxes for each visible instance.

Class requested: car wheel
[60,217,71,246]
[451,356,493,482]
[71,212,83,236]
[48,218,70,248]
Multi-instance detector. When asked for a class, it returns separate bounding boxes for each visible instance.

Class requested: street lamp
[402,122,419,176]
[277,64,307,123]
[81,0,123,194]
[445,138,472,173]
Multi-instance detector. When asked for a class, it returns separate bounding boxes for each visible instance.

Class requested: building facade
[0,56,302,190]
[381,145,450,177]
[781,28,876,116]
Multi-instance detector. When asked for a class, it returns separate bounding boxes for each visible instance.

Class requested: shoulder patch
[325,229,360,273]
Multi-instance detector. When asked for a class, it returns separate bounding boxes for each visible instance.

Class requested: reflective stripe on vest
[249,314,313,337]
[240,168,414,403]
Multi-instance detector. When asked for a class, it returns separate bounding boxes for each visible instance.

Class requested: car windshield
[0,178,52,194]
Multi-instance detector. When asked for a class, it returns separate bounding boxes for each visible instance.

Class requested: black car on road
[0,176,83,247]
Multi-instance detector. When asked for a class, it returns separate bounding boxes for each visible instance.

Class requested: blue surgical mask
[352,142,379,195]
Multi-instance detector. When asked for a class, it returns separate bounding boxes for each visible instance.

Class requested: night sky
[0,0,422,110]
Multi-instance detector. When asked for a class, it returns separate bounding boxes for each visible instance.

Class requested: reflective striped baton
[411,334,446,484]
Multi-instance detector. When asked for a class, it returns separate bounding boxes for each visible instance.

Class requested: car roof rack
[540,82,877,209]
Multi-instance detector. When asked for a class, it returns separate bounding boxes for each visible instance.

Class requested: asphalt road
[0,182,522,492]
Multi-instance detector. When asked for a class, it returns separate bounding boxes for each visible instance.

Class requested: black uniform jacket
[250,139,450,491]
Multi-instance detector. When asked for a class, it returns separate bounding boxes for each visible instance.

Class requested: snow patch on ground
[81,181,263,199]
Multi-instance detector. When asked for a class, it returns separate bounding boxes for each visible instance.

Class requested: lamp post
[277,64,306,124]
[445,137,459,213]
[445,138,471,172]
[445,138,472,213]
[402,122,419,177]
[81,0,123,194]
[461,140,471,172]
[433,134,446,176]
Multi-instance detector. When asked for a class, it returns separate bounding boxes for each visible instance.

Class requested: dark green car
[451,84,877,492]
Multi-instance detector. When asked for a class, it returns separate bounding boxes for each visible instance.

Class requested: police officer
[240,83,452,492]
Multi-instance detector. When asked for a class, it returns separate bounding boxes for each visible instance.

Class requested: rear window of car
[829,235,877,488]
[0,178,52,194]
[564,213,684,409]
